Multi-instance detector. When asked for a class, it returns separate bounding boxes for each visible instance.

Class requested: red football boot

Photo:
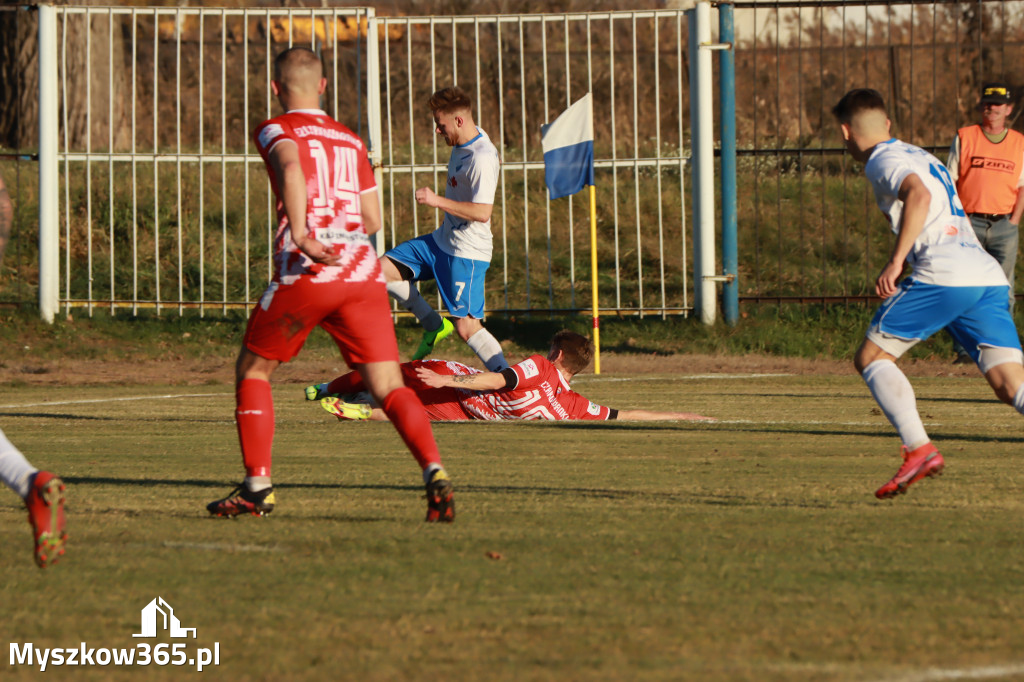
[875,443,945,499]
[25,471,67,568]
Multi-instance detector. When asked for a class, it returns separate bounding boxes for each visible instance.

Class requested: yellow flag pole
[589,183,600,374]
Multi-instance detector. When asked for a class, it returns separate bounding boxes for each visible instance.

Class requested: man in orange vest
[947,82,1024,363]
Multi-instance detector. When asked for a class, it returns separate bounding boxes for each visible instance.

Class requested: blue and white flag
[541,93,595,200]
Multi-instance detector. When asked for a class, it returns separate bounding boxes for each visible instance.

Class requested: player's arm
[361,188,382,236]
[613,409,716,422]
[414,187,493,224]
[415,152,497,224]
[1010,186,1024,226]
[876,173,930,299]
[268,141,339,265]
[414,365,513,391]
[1011,154,1024,226]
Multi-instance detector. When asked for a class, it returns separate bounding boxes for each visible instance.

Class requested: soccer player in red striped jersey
[312,331,713,423]
[207,47,453,522]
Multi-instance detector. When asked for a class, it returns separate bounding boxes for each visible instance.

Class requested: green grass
[0,303,973,366]
[2,373,1024,681]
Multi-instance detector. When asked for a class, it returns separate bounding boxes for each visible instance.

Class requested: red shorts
[244,277,399,365]
[400,360,472,421]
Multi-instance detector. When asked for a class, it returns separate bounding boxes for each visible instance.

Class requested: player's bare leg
[358,361,454,522]
[856,339,944,498]
[208,349,279,517]
[981,354,1024,407]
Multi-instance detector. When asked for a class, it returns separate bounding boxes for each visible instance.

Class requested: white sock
[422,463,442,485]
[1013,383,1024,416]
[861,359,929,449]
[386,280,443,331]
[467,328,508,371]
[0,428,38,499]
[245,476,272,493]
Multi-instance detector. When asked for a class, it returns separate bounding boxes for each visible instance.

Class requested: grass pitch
[2,372,1024,681]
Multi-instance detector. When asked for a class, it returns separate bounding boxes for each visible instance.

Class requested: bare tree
[0,8,37,149]
[0,5,130,152]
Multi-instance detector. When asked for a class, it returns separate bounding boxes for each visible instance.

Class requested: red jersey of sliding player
[403,356,613,421]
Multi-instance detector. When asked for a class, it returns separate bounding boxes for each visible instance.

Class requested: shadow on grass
[711,391,868,399]
[56,476,852,511]
[0,411,112,420]
[0,412,232,424]
[541,422,885,439]
[707,425,1024,445]
[706,391,1004,404]
[538,421,1024,446]
[60,476,418,491]
[918,395,1008,405]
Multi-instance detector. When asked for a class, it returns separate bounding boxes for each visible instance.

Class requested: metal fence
[2,5,694,319]
[33,5,376,317]
[4,1,1023,317]
[375,11,691,318]
[731,0,1024,303]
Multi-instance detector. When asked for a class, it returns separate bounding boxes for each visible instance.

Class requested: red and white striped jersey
[254,109,383,285]
[445,355,612,421]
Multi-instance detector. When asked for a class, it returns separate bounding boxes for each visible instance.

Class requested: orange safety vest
[955,124,1024,214]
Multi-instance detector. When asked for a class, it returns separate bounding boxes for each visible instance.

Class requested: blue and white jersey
[431,127,499,262]
[865,138,1007,287]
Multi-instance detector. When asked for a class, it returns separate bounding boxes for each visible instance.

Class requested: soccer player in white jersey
[834,88,1024,499]
[376,86,508,372]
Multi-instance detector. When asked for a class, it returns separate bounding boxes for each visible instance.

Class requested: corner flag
[541,93,602,374]
[541,93,594,200]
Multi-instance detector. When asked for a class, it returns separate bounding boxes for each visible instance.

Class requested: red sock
[236,378,274,478]
[380,386,441,470]
[327,371,365,396]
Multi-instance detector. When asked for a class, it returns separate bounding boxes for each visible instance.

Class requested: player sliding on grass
[834,88,1024,499]
[306,330,713,423]
[207,47,453,522]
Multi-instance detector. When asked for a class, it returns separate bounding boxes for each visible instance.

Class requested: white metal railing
[41,6,376,319]
[39,6,693,319]
[373,10,691,318]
